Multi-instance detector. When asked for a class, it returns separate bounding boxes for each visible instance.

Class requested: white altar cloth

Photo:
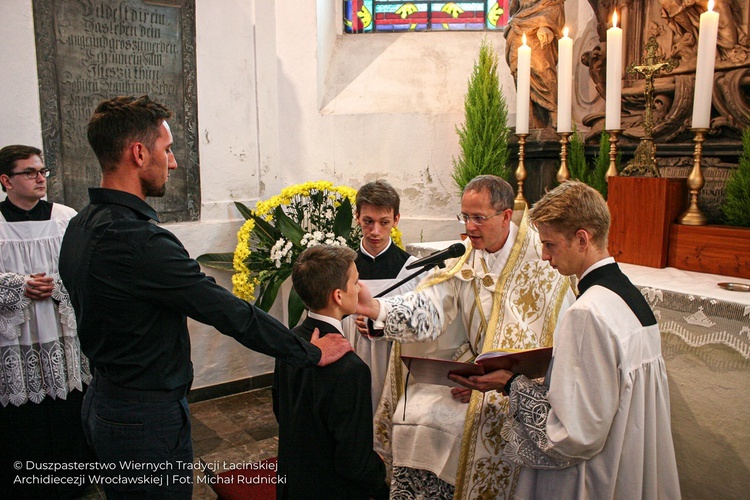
[619,263,750,306]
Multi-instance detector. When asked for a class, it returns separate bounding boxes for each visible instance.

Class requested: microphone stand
[374,261,445,299]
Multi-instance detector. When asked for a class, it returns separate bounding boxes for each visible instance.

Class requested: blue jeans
[81,387,194,499]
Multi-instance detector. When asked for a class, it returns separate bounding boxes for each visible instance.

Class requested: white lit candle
[605,11,622,130]
[557,27,573,133]
[516,33,531,134]
[692,0,719,129]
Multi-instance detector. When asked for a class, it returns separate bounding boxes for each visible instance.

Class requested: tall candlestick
[514,133,529,211]
[605,11,622,130]
[692,0,719,129]
[606,130,621,181]
[557,27,573,133]
[557,132,571,183]
[678,129,709,225]
[516,33,531,134]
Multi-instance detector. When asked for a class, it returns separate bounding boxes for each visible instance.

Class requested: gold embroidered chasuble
[373,212,572,499]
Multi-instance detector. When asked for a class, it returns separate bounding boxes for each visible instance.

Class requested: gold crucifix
[621,36,679,177]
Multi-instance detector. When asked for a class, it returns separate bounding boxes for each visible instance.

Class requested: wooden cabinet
[607,176,750,279]
[607,176,686,268]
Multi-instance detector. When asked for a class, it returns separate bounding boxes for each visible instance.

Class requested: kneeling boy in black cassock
[273,245,389,499]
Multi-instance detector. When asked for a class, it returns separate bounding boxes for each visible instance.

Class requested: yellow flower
[391,226,405,249]
[233,219,254,273]
[232,271,256,301]
[232,181,363,311]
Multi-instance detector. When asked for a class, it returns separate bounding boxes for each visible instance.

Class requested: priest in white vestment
[357,176,575,499]
[456,181,681,499]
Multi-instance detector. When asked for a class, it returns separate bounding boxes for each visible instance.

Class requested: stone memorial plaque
[33,0,199,222]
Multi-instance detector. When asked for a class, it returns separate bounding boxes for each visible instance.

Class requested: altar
[618,263,750,499]
[406,241,750,499]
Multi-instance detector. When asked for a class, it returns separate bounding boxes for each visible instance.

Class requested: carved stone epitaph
[33,0,199,222]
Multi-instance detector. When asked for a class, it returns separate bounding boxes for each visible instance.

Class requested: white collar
[360,238,393,259]
[477,222,518,270]
[307,311,344,335]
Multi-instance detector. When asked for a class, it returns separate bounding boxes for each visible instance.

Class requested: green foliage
[590,131,617,200]
[567,130,587,183]
[452,39,511,191]
[562,130,618,200]
[195,252,234,271]
[722,127,750,227]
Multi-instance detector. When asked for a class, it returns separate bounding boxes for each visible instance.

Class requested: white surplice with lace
[0,205,91,407]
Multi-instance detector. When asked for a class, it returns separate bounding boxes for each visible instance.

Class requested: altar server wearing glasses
[0,145,93,498]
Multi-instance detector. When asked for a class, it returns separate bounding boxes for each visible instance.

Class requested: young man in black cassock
[343,180,418,412]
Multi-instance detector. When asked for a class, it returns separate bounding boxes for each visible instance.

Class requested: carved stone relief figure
[586,0,620,41]
[581,0,621,106]
[581,0,749,141]
[504,0,565,129]
[581,44,606,99]
[659,0,748,63]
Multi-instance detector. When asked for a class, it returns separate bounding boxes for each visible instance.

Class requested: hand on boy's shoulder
[311,327,354,366]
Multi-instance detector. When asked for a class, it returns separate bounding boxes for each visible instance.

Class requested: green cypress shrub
[722,127,750,227]
[452,39,511,191]
[590,131,616,200]
[567,130,587,184]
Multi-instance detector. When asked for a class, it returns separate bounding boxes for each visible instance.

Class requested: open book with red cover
[401,346,553,388]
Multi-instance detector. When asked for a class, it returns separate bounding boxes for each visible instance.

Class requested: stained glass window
[344,1,509,33]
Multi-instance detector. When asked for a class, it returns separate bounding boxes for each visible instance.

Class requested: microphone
[405,243,466,270]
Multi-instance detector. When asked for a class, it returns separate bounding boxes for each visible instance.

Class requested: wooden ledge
[668,224,750,279]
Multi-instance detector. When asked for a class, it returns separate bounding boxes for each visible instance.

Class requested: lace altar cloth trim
[639,286,750,360]
[0,336,92,407]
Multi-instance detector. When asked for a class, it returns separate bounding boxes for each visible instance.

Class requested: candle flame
[708,0,714,12]
[563,27,569,37]
[612,10,618,28]
[522,32,527,46]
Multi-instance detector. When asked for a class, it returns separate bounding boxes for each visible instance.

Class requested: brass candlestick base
[514,133,529,211]
[606,129,621,182]
[556,132,571,183]
[621,136,660,177]
[678,128,709,225]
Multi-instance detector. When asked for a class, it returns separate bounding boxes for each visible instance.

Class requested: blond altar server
[356,175,575,499]
[483,181,680,499]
